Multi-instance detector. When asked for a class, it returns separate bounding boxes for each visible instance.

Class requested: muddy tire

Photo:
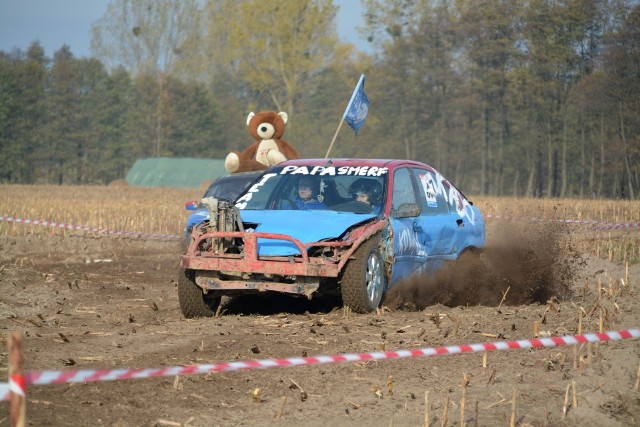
[341,236,386,313]
[178,269,221,318]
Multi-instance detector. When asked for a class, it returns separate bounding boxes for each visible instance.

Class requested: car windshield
[202,174,258,203]
[236,165,388,214]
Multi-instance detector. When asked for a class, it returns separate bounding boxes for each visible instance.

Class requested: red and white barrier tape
[484,214,640,231]
[3,329,633,391]
[2,214,637,242]
[0,374,26,401]
[9,374,26,396]
[0,382,8,401]
[0,216,181,240]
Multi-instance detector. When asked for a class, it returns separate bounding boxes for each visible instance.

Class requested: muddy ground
[0,222,639,426]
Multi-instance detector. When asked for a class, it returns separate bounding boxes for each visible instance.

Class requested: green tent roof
[125,157,227,188]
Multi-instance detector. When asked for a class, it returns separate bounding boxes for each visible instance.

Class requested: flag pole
[324,119,345,159]
[324,74,365,159]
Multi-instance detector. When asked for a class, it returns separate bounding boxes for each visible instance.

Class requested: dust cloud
[383,221,583,311]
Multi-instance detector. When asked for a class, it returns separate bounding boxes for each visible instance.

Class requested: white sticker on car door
[419,173,438,207]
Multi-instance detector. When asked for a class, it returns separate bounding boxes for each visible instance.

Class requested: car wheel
[178,269,221,318]
[341,236,386,313]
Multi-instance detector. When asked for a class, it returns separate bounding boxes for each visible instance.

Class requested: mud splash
[383,221,583,311]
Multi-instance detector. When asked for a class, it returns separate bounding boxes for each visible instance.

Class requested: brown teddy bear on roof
[224,111,300,173]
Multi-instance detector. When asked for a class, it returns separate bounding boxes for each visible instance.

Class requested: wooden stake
[625,261,629,288]
[509,389,516,427]
[424,391,430,427]
[562,382,571,418]
[574,311,582,370]
[634,363,640,391]
[487,369,496,385]
[578,309,583,335]
[482,352,487,376]
[497,286,510,309]
[596,308,604,356]
[9,332,26,427]
[460,374,470,427]
[274,396,287,419]
[575,343,586,373]
[453,315,461,337]
[441,397,449,427]
[571,381,577,408]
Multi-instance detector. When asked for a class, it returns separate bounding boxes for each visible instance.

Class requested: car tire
[178,269,221,318]
[341,236,386,313]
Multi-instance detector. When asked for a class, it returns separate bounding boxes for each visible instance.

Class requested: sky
[0,0,371,58]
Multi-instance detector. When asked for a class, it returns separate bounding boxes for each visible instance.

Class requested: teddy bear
[224,111,300,173]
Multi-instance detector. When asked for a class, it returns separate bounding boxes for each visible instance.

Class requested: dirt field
[1,221,639,427]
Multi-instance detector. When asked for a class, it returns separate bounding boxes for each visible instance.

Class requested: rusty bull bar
[180,221,386,295]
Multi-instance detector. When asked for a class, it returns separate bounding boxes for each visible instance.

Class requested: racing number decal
[418,173,438,208]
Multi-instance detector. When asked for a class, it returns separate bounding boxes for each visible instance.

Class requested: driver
[355,188,373,206]
[295,176,327,210]
[348,179,382,213]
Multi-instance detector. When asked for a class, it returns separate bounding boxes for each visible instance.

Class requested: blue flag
[343,74,369,135]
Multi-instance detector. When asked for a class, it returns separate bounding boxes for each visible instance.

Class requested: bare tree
[90,0,202,76]
[204,0,339,116]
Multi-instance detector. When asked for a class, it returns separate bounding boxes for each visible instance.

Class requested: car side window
[391,168,419,211]
[412,168,449,215]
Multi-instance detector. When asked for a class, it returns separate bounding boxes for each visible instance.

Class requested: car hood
[240,210,376,256]
[186,209,208,230]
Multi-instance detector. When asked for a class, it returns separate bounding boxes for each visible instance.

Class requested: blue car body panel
[240,210,376,256]
[186,209,209,236]
[390,204,485,284]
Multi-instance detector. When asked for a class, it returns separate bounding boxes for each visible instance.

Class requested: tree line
[0,0,638,199]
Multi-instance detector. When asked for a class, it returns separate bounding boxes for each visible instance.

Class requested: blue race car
[183,171,262,246]
[179,159,485,317]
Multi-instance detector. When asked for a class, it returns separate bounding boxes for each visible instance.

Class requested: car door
[411,168,460,273]
[442,178,483,256]
[388,167,428,285]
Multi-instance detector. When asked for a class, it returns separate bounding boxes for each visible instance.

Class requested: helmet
[348,178,382,203]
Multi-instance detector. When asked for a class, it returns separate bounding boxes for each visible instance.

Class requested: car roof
[277,158,435,170]
[212,171,261,183]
